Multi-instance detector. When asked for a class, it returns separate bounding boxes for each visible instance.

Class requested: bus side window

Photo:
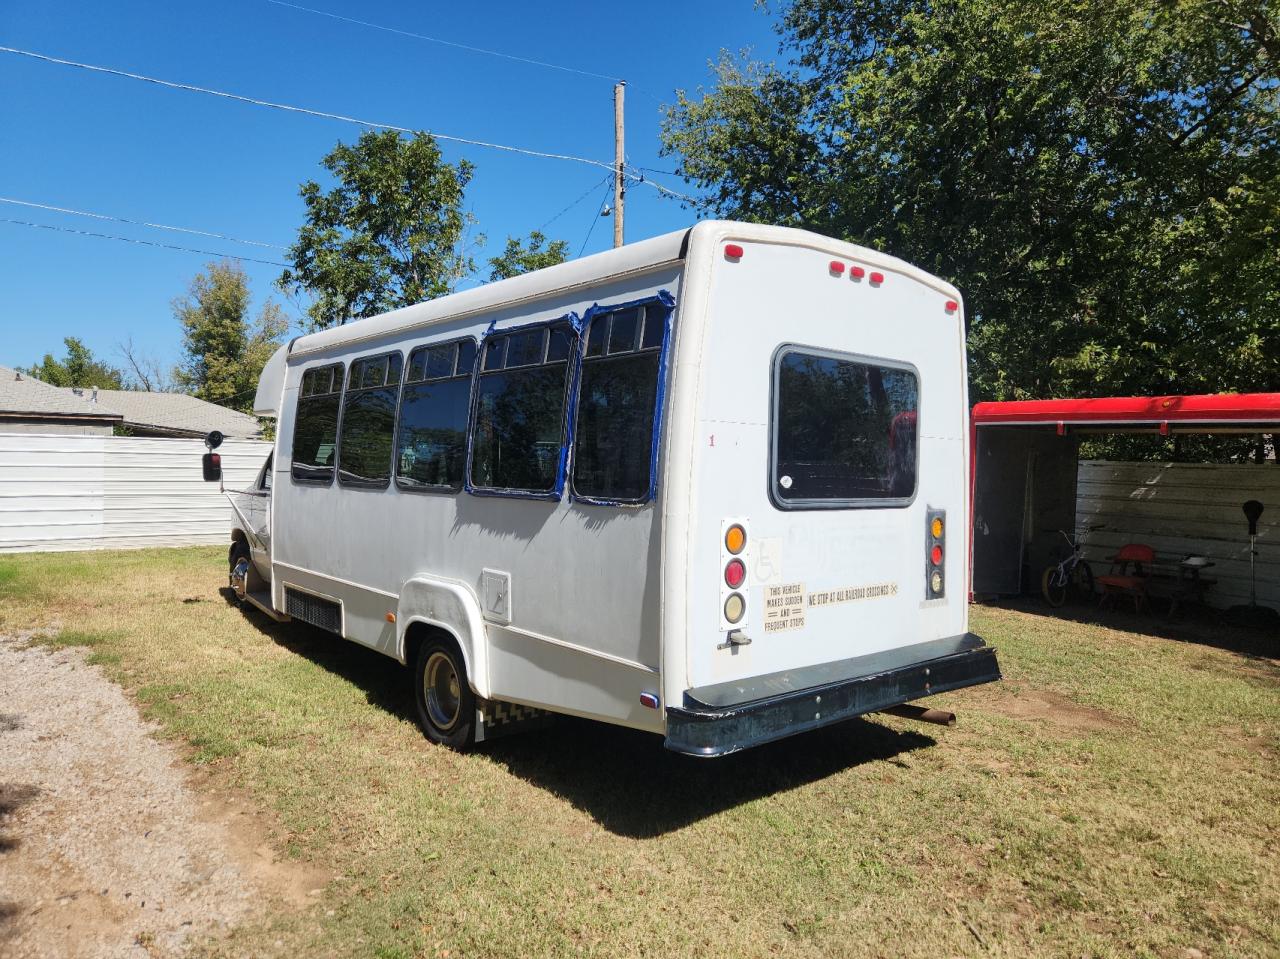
[291,363,344,484]
[337,351,403,488]
[470,323,573,494]
[396,339,475,493]
[572,302,667,503]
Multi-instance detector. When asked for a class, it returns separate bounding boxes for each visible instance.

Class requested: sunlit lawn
[1,546,1277,958]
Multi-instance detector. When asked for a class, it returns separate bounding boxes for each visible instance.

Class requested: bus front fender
[397,576,491,700]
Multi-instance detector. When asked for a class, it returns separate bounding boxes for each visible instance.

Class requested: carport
[970,393,1280,605]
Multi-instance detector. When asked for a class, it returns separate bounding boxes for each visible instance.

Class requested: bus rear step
[245,590,290,623]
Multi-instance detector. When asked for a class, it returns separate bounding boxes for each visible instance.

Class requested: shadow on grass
[985,595,1280,662]
[484,715,935,837]
[221,589,937,837]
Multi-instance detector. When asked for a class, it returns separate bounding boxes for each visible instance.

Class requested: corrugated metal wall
[1077,460,1280,609]
[0,434,270,553]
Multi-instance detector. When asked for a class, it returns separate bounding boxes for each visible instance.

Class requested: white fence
[0,434,270,553]
[1077,460,1280,609]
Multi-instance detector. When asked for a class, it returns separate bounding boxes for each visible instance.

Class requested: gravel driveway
[0,633,319,958]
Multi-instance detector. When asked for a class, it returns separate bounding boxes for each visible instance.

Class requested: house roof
[0,366,122,421]
[81,388,261,438]
[972,393,1280,430]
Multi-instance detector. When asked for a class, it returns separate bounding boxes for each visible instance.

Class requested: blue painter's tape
[463,311,580,501]
[569,290,676,508]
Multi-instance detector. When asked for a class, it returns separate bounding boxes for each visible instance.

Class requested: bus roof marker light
[850,266,866,280]
[724,244,744,260]
[945,300,959,312]
[870,271,885,285]
[829,261,845,275]
[639,691,660,710]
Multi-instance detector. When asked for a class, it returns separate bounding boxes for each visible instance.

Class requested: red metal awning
[973,393,1280,430]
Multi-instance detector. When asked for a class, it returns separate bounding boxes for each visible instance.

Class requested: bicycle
[1040,525,1102,607]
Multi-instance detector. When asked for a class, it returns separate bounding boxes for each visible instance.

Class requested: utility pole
[613,81,625,248]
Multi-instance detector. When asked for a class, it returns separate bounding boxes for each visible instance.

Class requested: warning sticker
[807,581,899,608]
[763,582,806,633]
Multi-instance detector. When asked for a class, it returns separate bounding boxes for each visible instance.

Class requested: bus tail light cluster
[721,520,749,629]
[926,508,946,598]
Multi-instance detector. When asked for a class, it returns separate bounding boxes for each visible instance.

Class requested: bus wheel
[228,541,251,601]
[414,636,476,750]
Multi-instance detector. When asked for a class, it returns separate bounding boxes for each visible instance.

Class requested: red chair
[1095,544,1155,612]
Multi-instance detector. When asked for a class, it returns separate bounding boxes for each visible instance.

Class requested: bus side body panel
[270,267,682,733]
[682,238,968,693]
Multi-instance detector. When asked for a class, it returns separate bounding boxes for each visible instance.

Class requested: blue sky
[0,0,777,375]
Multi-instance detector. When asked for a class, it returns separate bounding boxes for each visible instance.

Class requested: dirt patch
[983,687,1120,734]
[0,633,325,958]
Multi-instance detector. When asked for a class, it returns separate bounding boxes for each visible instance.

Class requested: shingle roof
[0,366,122,420]
[83,389,262,438]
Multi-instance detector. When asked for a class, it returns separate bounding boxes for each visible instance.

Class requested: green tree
[280,130,476,330]
[662,0,1279,402]
[487,230,569,282]
[173,261,288,411]
[23,337,124,389]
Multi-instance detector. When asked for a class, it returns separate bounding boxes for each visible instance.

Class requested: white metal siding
[0,433,269,553]
[1077,460,1280,609]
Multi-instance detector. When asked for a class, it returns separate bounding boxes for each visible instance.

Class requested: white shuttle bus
[210,220,1000,756]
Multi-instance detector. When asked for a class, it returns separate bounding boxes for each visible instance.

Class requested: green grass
[1,546,1277,958]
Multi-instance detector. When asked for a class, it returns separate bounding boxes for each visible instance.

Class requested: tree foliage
[173,261,287,411]
[662,0,1279,402]
[280,131,476,330]
[487,231,569,282]
[23,337,124,389]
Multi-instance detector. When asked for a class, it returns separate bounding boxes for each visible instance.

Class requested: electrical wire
[537,174,613,233]
[576,179,616,259]
[0,196,286,249]
[0,217,289,267]
[0,45,620,175]
[263,1,668,104]
[265,0,624,83]
[0,46,690,203]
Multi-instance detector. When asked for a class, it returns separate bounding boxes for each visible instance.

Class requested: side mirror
[202,451,222,482]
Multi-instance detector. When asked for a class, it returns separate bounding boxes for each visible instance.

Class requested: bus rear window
[771,349,918,507]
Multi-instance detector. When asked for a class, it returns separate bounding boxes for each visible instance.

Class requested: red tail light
[724,558,746,589]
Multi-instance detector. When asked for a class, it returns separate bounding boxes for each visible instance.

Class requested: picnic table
[1106,553,1216,615]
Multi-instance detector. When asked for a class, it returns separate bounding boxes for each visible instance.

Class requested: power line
[0,45,618,175]
[265,0,623,84]
[0,217,289,267]
[0,196,286,249]
[263,0,668,104]
[632,165,682,177]
[537,174,614,233]
[0,46,689,202]
[630,173,697,204]
[576,179,616,259]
